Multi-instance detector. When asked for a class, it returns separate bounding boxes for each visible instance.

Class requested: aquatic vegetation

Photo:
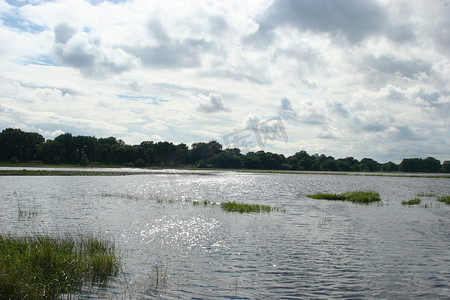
[437,196,450,205]
[0,233,120,299]
[306,193,347,201]
[15,192,39,220]
[220,201,283,213]
[402,198,421,205]
[307,190,381,204]
[416,192,436,197]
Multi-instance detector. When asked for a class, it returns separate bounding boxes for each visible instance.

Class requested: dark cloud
[330,101,349,118]
[245,0,386,46]
[54,23,77,44]
[394,125,424,141]
[278,97,299,121]
[364,55,430,79]
[198,93,229,113]
[128,19,212,69]
[130,40,207,69]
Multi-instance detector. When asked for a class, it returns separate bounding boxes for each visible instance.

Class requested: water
[0,170,449,299]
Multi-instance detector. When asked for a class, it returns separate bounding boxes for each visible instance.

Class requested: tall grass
[437,196,450,205]
[0,233,120,299]
[220,201,284,213]
[307,190,381,204]
[402,198,421,205]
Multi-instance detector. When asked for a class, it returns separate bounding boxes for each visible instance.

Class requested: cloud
[53,27,140,78]
[54,23,76,44]
[363,55,431,79]
[278,97,298,121]
[197,93,229,113]
[245,0,387,46]
[127,18,213,69]
[278,97,326,125]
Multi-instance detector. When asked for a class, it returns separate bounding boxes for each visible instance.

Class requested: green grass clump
[437,196,450,205]
[305,193,347,201]
[416,192,436,197]
[220,201,279,213]
[402,198,421,205]
[307,190,381,204]
[0,233,120,299]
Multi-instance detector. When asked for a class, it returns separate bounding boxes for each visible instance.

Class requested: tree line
[1,128,449,173]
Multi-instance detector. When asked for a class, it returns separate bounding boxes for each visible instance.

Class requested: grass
[402,198,421,205]
[437,196,450,204]
[307,190,381,204]
[220,201,284,213]
[0,233,120,299]
[416,192,436,197]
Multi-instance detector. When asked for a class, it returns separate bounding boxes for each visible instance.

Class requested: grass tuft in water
[307,190,381,204]
[0,233,120,299]
[402,198,421,205]
[220,201,283,213]
[437,196,450,205]
[416,192,436,197]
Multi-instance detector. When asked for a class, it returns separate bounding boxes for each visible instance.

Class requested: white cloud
[0,0,449,162]
[197,93,229,113]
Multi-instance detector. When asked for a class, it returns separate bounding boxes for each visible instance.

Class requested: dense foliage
[1,128,449,173]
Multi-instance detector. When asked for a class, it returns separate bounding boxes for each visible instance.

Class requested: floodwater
[0,169,449,299]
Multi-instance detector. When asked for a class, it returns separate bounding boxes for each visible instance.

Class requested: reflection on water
[0,171,449,298]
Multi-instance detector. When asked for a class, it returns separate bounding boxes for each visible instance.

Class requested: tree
[54,133,77,163]
[399,158,423,172]
[359,158,380,172]
[208,152,242,169]
[381,161,398,172]
[242,152,263,169]
[422,157,441,173]
[39,140,64,164]
[442,161,450,173]
[0,128,44,161]
[74,135,98,164]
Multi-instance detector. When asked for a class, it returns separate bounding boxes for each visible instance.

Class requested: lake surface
[1,170,449,299]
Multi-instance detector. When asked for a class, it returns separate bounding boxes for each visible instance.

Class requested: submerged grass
[402,198,421,205]
[437,196,450,205]
[220,201,283,213]
[0,233,120,299]
[307,190,381,204]
[416,192,436,197]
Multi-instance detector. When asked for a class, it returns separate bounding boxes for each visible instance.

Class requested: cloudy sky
[1,0,449,162]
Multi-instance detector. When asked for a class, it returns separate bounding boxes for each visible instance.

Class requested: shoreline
[0,164,449,178]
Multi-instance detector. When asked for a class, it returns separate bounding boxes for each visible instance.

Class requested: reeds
[401,198,421,205]
[220,201,283,213]
[307,190,381,204]
[0,233,120,299]
[437,196,450,204]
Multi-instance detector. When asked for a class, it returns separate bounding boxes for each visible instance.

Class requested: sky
[1,0,449,163]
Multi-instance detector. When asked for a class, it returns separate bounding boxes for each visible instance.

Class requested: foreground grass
[437,196,450,205]
[307,190,381,204]
[220,201,284,213]
[402,198,421,205]
[0,233,120,299]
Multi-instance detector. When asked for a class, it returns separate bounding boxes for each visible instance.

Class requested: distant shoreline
[1,165,448,178]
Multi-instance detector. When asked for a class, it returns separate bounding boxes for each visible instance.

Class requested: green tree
[442,161,450,173]
[0,128,44,161]
[399,158,423,172]
[422,157,441,172]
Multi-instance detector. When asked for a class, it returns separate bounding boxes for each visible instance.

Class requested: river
[0,169,449,299]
